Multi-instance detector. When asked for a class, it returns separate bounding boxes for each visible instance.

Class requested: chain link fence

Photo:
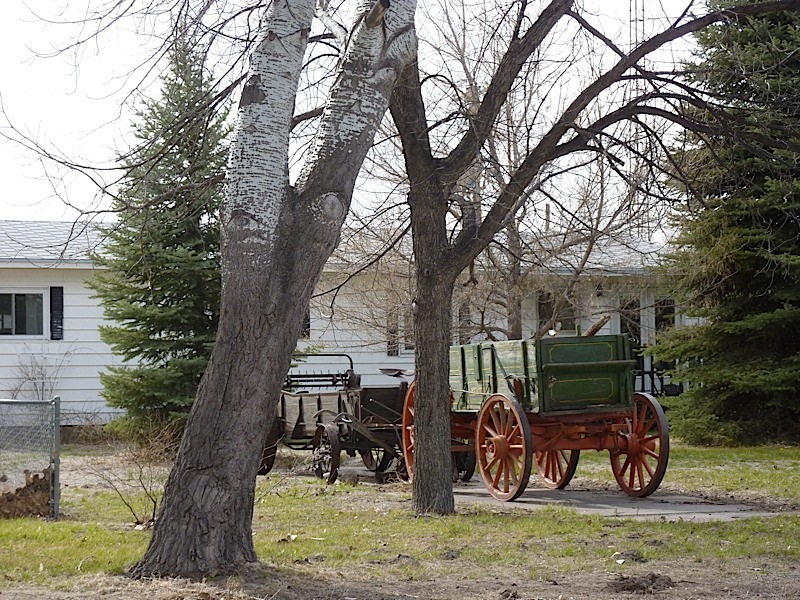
[0,397,60,519]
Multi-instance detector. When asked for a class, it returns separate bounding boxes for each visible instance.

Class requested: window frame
[387,307,414,357]
[537,289,577,333]
[0,287,62,339]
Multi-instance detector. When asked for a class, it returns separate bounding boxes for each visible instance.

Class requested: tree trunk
[391,61,464,515]
[129,217,320,577]
[411,268,458,514]
[131,0,416,578]
[507,286,524,340]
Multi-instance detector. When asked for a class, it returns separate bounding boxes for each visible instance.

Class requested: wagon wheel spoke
[482,422,499,438]
[401,382,417,480]
[488,408,502,437]
[641,456,656,478]
[637,414,658,436]
[402,381,457,482]
[637,462,647,489]
[642,444,661,461]
[485,453,500,472]
[535,447,579,490]
[610,393,669,497]
[497,405,507,432]
[491,458,504,487]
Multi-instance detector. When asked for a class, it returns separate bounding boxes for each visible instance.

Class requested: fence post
[51,396,61,519]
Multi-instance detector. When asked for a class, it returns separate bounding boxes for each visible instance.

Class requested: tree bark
[131,0,416,578]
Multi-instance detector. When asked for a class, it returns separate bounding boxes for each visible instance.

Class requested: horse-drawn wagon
[401,334,669,500]
[259,354,409,482]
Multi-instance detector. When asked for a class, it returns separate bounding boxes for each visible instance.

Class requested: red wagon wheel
[401,381,417,479]
[312,422,341,484]
[476,393,533,501]
[401,381,458,481]
[534,449,580,489]
[610,392,669,497]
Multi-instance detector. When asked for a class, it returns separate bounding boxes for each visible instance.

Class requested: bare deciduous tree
[390,0,800,515]
[9,0,800,577]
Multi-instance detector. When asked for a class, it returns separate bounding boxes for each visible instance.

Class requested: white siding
[300,271,414,386]
[0,266,122,424]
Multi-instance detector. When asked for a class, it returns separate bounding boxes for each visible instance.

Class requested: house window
[0,287,63,339]
[654,297,675,332]
[50,287,64,340]
[537,291,576,333]
[387,308,414,356]
[620,296,645,372]
[619,298,641,346]
[402,309,415,353]
[0,292,45,335]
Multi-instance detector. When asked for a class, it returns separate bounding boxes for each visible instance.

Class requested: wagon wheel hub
[487,435,510,460]
[620,428,656,456]
[622,431,641,455]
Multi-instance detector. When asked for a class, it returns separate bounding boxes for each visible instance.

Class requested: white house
[0,220,679,425]
[311,230,683,395]
[0,220,122,423]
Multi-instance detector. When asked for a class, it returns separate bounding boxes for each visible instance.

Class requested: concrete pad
[452,481,786,521]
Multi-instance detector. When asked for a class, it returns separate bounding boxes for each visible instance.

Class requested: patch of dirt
[0,468,52,518]
[2,563,800,600]
[607,571,675,593]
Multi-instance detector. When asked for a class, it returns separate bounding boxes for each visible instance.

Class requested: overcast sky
[0,0,695,223]
[0,1,149,222]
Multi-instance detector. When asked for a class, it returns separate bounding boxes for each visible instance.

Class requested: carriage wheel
[359,448,381,471]
[534,449,580,489]
[453,449,477,482]
[401,381,417,479]
[401,382,457,481]
[257,417,282,476]
[476,394,533,501]
[610,392,669,497]
[312,422,341,484]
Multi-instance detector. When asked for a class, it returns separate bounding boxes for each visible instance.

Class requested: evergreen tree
[655,1,800,444]
[90,37,228,429]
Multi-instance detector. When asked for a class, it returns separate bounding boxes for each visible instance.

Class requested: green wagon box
[449,334,635,414]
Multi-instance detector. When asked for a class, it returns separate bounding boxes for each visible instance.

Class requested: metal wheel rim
[257,418,282,476]
[359,448,380,471]
[312,423,341,484]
